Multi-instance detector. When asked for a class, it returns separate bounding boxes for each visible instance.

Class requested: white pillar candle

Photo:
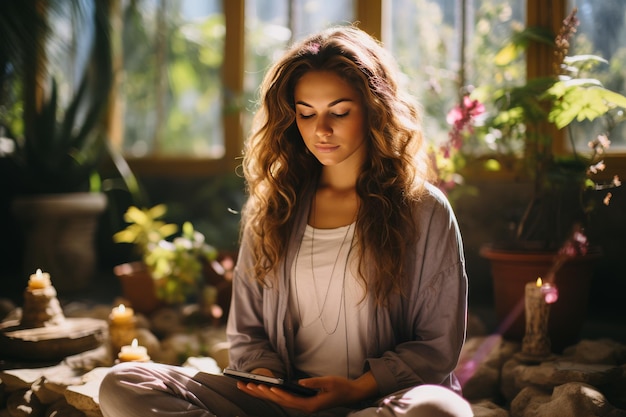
[118,338,150,362]
[109,304,135,325]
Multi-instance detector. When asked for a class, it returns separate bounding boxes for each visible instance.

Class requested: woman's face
[294,70,367,168]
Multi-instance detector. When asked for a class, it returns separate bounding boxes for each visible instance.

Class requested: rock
[149,307,185,338]
[63,303,111,323]
[456,334,518,401]
[207,341,230,371]
[510,382,626,417]
[0,366,69,392]
[562,339,626,365]
[467,312,489,339]
[1,381,7,409]
[64,368,109,417]
[3,308,21,323]
[36,369,84,397]
[6,389,44,417]
[508,386,550,417]
[501,357,623,402]
[30,379,62,405]
[603,365,626,410]
[62,346,113,372]
[199,326,229,370]
[135,328,160,360]
[45,398,86,417]
[0,299,16,321]
[155,333,204,365]
[470,399,510,417]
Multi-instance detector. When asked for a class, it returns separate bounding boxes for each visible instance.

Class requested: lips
[315,144,340,153]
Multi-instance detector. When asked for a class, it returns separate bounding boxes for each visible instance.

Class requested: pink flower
[558,226,588,258]
[445,95,485,153]
[613,175,621,187]
[541,284,559,304]
[588,160,605,174]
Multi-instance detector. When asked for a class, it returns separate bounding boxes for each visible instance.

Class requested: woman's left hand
[236,373,378,414]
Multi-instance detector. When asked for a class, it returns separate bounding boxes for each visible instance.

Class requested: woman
[99,25,471,417]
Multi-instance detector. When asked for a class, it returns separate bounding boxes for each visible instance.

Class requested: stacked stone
[20,285,66,328]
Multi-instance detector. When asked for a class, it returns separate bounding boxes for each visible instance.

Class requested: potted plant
[444,8,626,351]
[113,204,219,313]
[0,1,116,292]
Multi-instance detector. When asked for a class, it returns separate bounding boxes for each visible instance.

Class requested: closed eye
[296,110,350,119]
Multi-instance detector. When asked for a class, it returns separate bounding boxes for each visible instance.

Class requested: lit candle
[110,304,135,325]
[28,269,51,290]
[520,277,552,359]
[118,338,150,362]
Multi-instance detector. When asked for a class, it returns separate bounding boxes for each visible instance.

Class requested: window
[568,0,626,152]
[116,0,224,159]
[111,1,625,177]
[386,0,525,155]
[243,0,355,131]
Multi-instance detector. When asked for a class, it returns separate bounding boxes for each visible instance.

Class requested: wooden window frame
[115,0,626,179]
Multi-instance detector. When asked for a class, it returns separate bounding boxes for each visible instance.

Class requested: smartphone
[223,368,318,397]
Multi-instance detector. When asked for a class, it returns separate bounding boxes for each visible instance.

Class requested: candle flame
[131,338,138,347]
[536,277,542,287]
[117,304,126,312]
[36,269,42,278]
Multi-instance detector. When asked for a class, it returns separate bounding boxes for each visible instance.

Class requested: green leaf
[125,206,150,225]
[148,204,168,220]
[113,229,139,243]
[600,89,626,109]
[564,54,608,66]
[548,83,626,128]
[182,221,194,236]
[494,43,520,66]
[158,224,179,238]
[494,26,555,66]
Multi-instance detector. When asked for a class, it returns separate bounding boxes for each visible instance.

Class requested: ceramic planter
[12,192,107,293]
[480,244,601,353]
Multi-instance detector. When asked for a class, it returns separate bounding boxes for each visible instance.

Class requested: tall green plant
[451,8,626,249]
[0,0,113,194]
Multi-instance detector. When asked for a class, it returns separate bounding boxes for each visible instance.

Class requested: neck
[311,179,359,229]
[319,166,359,192]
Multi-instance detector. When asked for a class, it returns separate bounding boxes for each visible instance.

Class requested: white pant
[99,362,473,417]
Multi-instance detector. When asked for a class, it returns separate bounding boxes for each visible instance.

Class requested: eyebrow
[295,98,353,108]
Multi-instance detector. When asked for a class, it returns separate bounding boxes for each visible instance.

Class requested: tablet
[223,368,318,397]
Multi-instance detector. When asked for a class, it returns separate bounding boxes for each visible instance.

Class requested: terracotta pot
[480,244,601,353]
[113,261,162,314]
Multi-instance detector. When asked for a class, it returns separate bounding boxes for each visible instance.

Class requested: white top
[289,223,369,379]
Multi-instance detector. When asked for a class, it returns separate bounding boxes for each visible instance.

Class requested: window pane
[567,0,626,152]
[386,0,524,155]
[120,0,224,158]
[243,0,355,128]
[47,2,95,109]
[290,0,355,40]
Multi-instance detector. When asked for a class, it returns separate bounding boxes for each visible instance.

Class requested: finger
[236,382,270,400]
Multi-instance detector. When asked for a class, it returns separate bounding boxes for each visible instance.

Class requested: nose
[315,117,332,139]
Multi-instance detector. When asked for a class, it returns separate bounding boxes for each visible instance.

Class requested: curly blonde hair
[241,25,434,306]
